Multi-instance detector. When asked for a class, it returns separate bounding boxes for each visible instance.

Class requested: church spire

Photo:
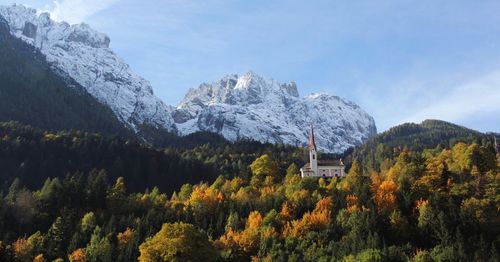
[309,125,317,151]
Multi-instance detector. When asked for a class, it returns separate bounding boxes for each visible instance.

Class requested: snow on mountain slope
[0,4,376,152]
[174,72,377,153]
[0,4,175,132]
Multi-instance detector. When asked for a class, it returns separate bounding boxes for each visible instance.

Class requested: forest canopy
[0,121,498,261]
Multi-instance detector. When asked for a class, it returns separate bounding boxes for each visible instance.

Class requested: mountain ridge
[0,14,131,136]
[0,4,376,152]
[0,4,177,133]
[174,71,377,153]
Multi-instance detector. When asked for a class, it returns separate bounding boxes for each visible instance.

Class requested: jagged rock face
[175,72,377,153]
[0,5,176,132]
[0,15,8,35]
[0,4,377,152]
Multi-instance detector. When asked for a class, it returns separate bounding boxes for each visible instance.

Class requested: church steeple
[309,125,317,151]
[309,125,318,175]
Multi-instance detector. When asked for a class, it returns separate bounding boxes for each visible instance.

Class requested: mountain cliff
[0,4,377,152]
[174,72,377,152]
[0,14,130,135]
[0,4,176,132]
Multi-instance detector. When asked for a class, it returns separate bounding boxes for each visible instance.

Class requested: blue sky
[1,0,499,132]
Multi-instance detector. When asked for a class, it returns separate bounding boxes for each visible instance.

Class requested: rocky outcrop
[1,5,377,152]
[174,72,377,153]
[0,4,176,133]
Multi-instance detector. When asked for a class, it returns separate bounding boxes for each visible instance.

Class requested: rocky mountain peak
[1,4,377,152]
[175,72,377,152]
[0,4,176,133]
[179,71,302,110]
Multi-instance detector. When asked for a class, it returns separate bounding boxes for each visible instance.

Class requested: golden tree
[68,248,86,262]
[374,180,398,214]
[139,222,218,262]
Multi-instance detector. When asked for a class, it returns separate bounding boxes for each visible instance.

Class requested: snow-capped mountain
[0,4,175,132]
[174,72,377,153]
[0,4,377,152]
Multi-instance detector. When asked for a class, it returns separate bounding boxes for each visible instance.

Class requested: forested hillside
[351,119,496,172]
[0,16,130,137]
[0,121,305,193]
[0,120,498,261]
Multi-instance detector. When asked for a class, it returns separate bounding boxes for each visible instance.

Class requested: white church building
[300,126,345,178]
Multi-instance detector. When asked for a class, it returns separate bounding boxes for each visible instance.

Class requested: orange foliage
[13,237,32,261]
[68,248,86,262]
[315,197,333,213]
[346,194,360,213]
[33,254,46,262]
[415,198,429,210]
[237,228,260,253]
[186,184,224,216]
[447,178,453,188]
[246,211,263,229]
[217,229,240,253]
[217,211,263,255]
[374,180,398,214]
[283,197,333,238]
[279,202,294,221]
[117,227,135,248]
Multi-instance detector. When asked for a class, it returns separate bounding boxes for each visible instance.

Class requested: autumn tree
[68,248,86,262]
[250,154,280,178]
[373,180,398,214]
[138,222,218,262]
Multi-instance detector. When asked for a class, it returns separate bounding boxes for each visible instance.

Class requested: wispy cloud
[406,70,500,127]
[45,0,119,24]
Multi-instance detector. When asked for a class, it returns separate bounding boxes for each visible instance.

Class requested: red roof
[309,125,316,151]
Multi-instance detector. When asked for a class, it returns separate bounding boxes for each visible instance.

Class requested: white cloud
[406,70,500,125]
[45,0,119,24]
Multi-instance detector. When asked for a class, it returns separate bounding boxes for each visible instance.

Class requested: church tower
[309,125,318,175]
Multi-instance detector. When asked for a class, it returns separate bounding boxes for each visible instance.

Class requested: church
[300,126,345,178]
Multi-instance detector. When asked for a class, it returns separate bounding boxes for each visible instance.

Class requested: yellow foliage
[259,186,277,197]
[290,189,310,204]
[260,226,277,239]
[138,222,217,262]
[231,187,255,204]
[371,173,382,192]
[68,248,86,262]
[222,177,245,194]
[249,154,279,177]
[43,133,59,141]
